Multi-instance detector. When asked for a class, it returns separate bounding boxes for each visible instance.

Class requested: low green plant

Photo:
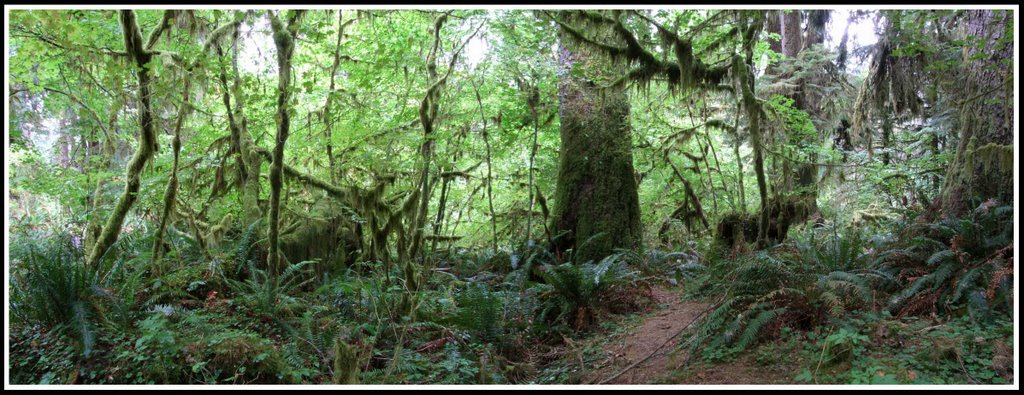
[10,234,102,356]
[535,252,639,331]
[879,203,1013,319]
[225,259,315,322]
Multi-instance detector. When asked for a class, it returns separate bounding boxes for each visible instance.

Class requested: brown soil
[580,286,800,385]
[581,286,707,384]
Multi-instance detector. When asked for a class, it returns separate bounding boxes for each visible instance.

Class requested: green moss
[551,44,642,263]
[86,11,158,268]
[332,338,359,384]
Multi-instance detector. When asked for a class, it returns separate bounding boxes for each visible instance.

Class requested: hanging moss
[278,200,361,275]
[554,10,731,96]
[974,142,1013,176]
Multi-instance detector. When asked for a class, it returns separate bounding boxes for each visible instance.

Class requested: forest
[5,7,1017,386]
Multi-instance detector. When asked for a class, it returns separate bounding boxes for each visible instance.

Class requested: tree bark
[936,10,1014,217]
[781,10,802,63]
[86,10,158,268]
[267,10,303,275]
[551,24,642,263]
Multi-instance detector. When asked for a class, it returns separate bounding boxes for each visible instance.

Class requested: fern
[734,307,786,351]
[235,219,262,274]
[451,283,503,342]
[225,260,314,322]
[534,252,637,330]
[9,233,102,356]
[949,266,986,305]
[926,249,956,266]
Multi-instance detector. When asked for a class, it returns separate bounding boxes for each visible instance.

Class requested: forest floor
[576,285,800,385]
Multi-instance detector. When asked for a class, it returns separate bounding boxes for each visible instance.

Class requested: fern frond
[735,307,786,350]
[927,249,956,266]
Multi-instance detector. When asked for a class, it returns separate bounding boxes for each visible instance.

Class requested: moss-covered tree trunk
[936,10,1013,217]
[550,29,642,263]
[764,11,783,75]
[780,10,802,62]
[213,21,263,225]
[779,10,825,226]
[324,11,351,185]
[267,10,303,275]
[151,16,242,268]
[86,10,158,268]
[151,78,192,271]
[408,14,448,264]
[736,13,770,249]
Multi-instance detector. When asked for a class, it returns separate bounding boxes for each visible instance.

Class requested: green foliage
[691,227,884,359]
[791,312,1013,384]
[451,282,504,342]
[535,252,640,331]
[6,7,1016,386]
[225,259,315,322]
[881,203,1013,319]
[125,313,183,383]
[765,94,817,143]
[620,248,704,283]
[10,233,102,356]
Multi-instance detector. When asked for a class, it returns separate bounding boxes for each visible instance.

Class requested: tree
[85,10,160,268]
[550,11,643,263]
[767,10,831,231]
[852,10,1013,218]
[267,10,305,276]
[936,9,1014,216]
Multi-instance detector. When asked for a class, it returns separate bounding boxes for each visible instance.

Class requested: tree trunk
[936,10,1014,217]
[267,10,303,275]
[86,10,158,268]
[764,11,783,75]
[470,78,498,251]
[551,28,642,264]
[736,13,770,249]
[781,10,802,63]
[324,11,350,185]
[85,93,123,254]
[782,10,824,226]
[151,78,193,271]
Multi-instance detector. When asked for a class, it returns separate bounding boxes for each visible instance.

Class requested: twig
[955,349,981,384]
[812,326,835,384]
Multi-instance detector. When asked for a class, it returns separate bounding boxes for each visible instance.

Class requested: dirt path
[580,286,799,385]
[581,287,709,384]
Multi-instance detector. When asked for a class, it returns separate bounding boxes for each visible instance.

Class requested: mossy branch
[86,10,159,268]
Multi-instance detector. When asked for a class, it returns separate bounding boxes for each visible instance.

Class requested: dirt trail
[581,286,799,384]
[582,287,709,384]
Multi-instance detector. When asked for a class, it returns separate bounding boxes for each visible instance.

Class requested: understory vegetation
[7,7,1015,385]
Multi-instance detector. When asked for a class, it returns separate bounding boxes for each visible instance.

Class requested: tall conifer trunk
[551,25,642,263]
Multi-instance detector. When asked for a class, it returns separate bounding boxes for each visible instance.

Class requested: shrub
[535,252,641,331]
[879,202,1013,319]
[10,234,102,356]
